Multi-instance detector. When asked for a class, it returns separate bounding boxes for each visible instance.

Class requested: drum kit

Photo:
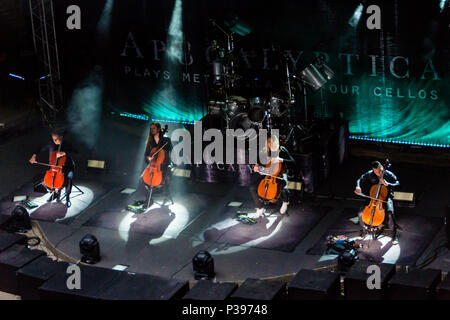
[206,18,334,144]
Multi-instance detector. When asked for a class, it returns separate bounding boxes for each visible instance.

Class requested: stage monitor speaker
[183,280,238,300]
[288,269,340,300]
[173,167,191,178]
[87,160,105,169]
[393,191,416,208]
[0,244,46,295]
[16,256,69,300]
[437,273,450,300]
[39,265,122,300]
[230,278,286,300]
[98,272,189,300]
[387,267,441,300]
[344,261,396,300]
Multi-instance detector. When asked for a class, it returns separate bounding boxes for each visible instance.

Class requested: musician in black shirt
[249,133,295,218]
[142,122,172,207]
[29,129,76,207]
[354,161,400,244]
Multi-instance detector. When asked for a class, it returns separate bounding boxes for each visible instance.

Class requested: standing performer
[249,133,295,218]
[142,122,172,208]
[354,160,400,244]
[29,128,76,207]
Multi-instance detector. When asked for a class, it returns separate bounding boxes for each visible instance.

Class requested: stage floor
[1,172,448,281]
[1,124,448,282]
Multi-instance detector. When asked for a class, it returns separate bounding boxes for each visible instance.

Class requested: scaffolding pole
[28,0,63,126]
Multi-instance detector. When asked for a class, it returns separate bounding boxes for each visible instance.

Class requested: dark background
[1,0,449,144]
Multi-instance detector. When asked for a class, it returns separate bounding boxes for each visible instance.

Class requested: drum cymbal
[228,95,247,103]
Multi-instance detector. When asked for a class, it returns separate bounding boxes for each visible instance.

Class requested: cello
[360,159,391,232]
[257,158,286,204]
[42,138,66,195]
[141,126,169,207]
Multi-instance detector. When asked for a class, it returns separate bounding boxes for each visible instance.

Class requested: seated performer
[142,122,172,208]
[354,160,400,244]
[29,128,76,207]
[249,133,295,218]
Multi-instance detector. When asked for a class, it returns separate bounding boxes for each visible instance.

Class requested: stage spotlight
[79,234,101,264]
[9,205,31,232]
[167,0,183,62]
[440,0,448,12]
[348,3,364,28]
[192,251,215,280]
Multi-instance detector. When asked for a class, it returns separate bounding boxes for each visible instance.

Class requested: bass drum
[228,112,258,141]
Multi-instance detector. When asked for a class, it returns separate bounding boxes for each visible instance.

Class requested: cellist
[142,122,172,207]
[28,128,76,207]
[249,133,295,218]
[354,161,400,244]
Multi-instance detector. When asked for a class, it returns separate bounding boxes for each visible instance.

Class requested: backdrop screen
[55,0,450,146]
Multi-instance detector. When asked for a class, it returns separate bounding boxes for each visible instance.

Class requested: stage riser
[16,256,69,300]
[38,265,189,300]
[183,281,238,300]
[287,269,341,300]
[38,265,123,300]
[230,279,286,300]
[387,269,442,300]
[0,244,45,295]
[344,261,396,300]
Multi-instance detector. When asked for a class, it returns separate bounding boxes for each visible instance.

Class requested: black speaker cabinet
[183,280,238,300]
[98,272,189,300]
[16,256,69,300]
[38,265,122,300]
[344,261,396,300]
[0,244,46,295]
[388,268,441,300]
[230,278,286,300]
[288,269,340,300]
[0,230,26,252]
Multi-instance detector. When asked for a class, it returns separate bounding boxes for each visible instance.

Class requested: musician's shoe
[66,196,71,208]
[248,208,265,219]
[392,232,399,245]
[280,202,289,215]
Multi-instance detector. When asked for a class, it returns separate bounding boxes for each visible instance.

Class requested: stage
[1,125,449,283]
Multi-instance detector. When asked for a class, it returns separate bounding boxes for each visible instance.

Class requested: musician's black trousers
[358,197,397,233]
[250,180,290,209]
